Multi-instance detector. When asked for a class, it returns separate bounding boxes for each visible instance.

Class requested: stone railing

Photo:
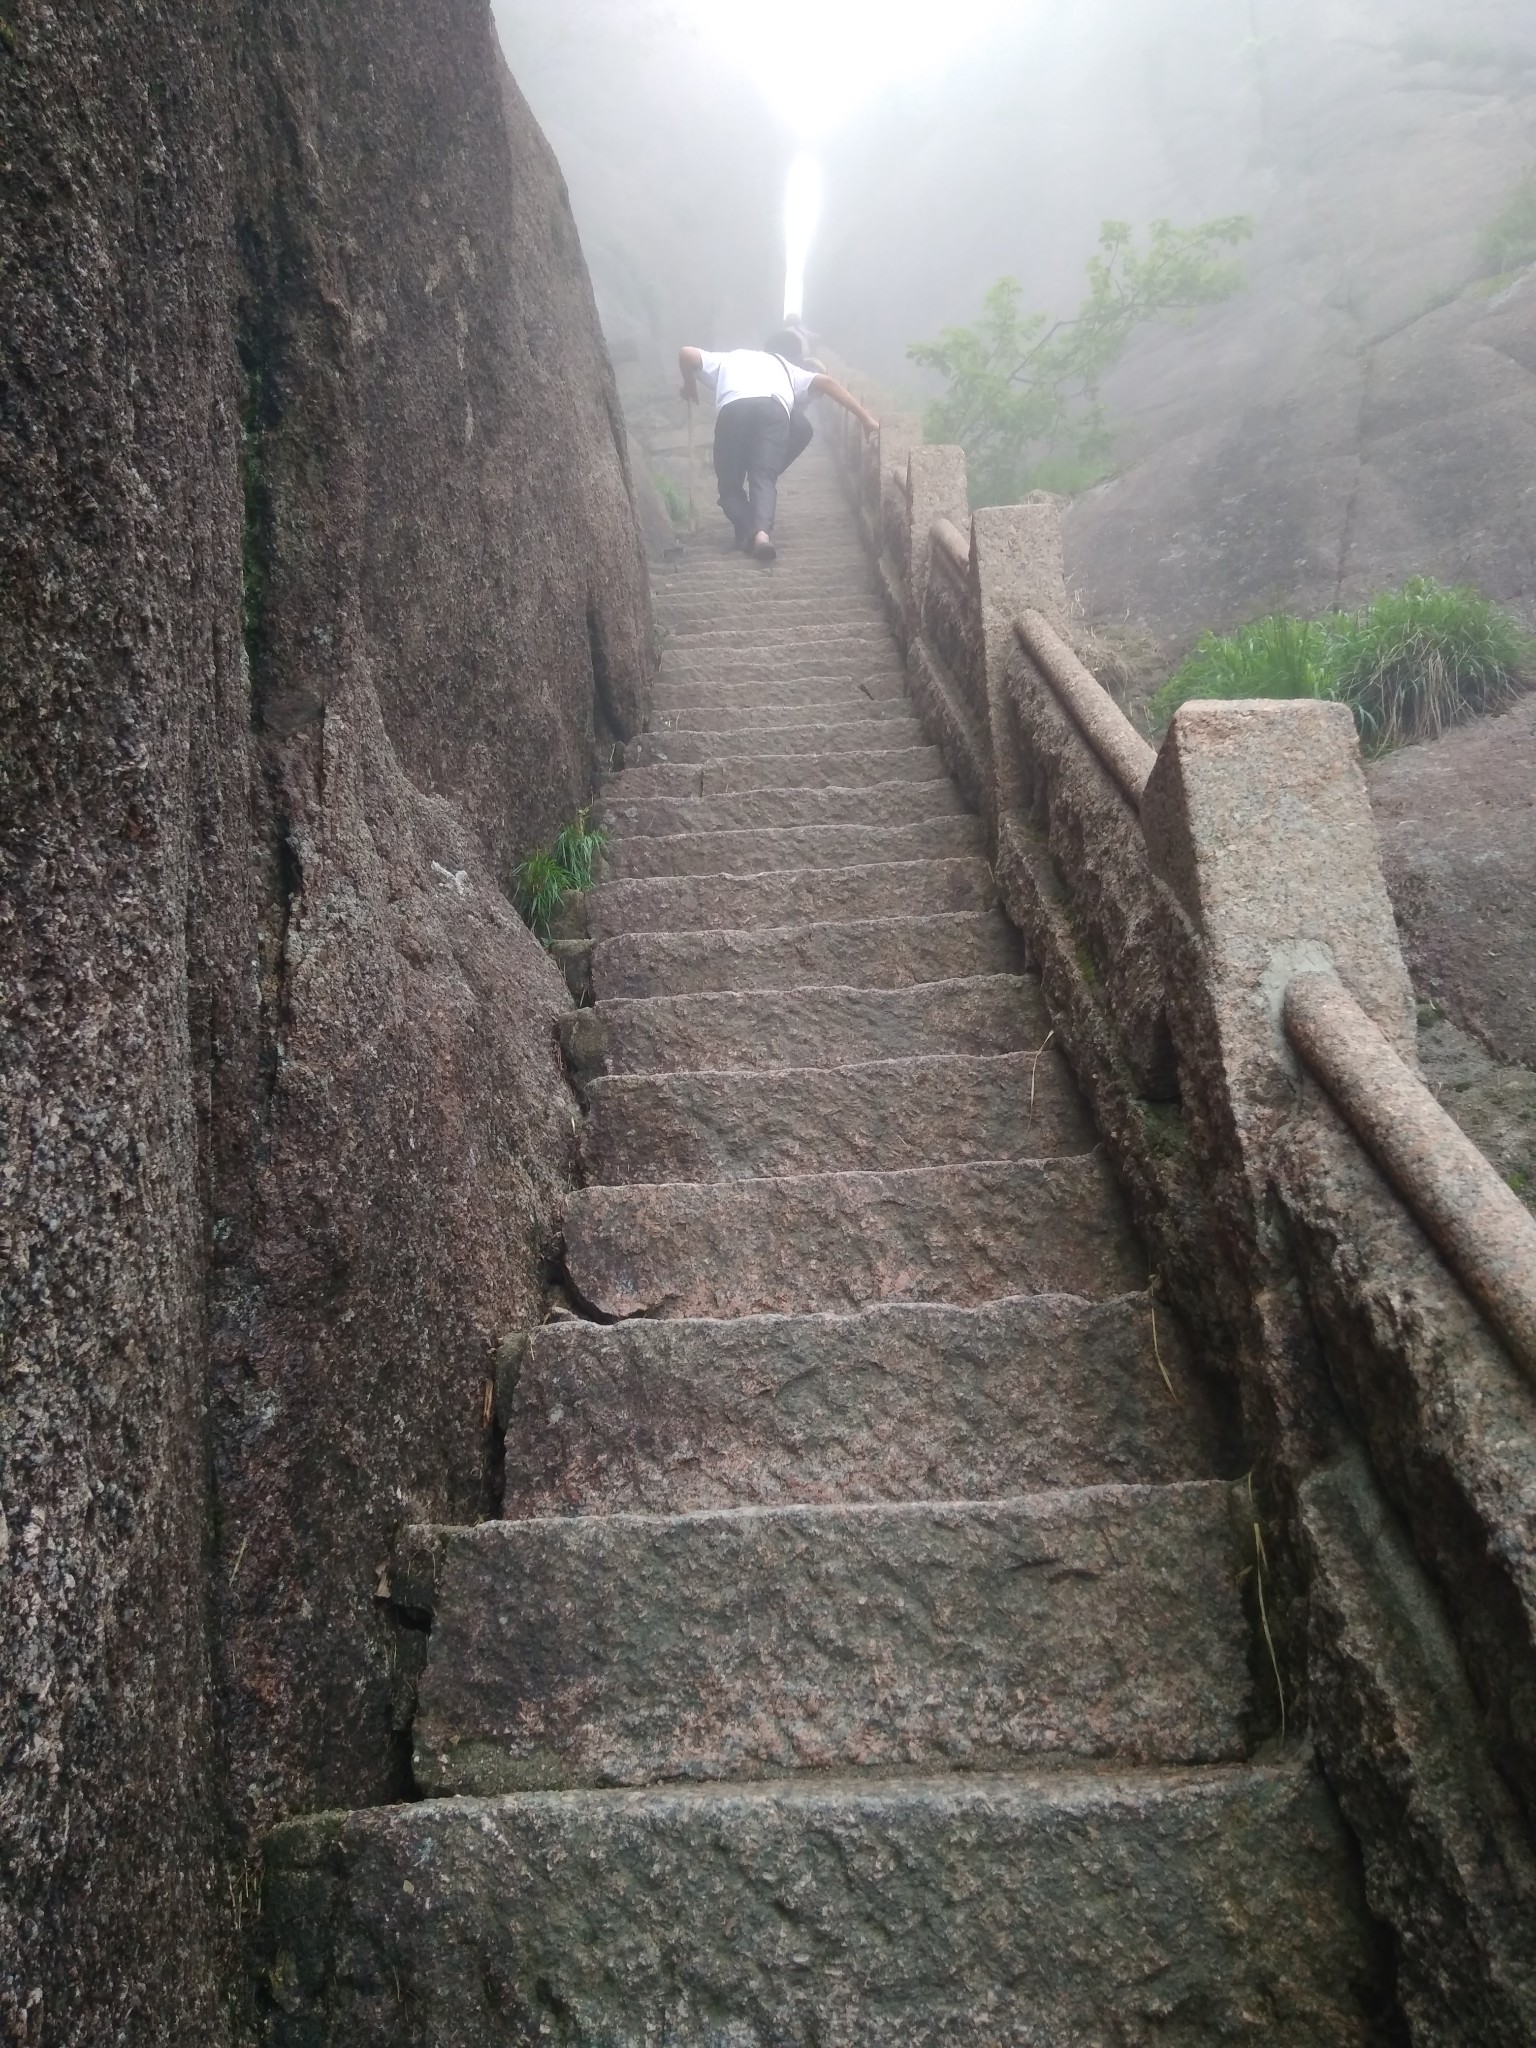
[827,406,1536,2044]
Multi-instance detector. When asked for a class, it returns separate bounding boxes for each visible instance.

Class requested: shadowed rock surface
[0,4,648,2037]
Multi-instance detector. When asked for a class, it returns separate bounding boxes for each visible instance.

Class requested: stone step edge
[553,910,1020,1001]
[581,1044,1058,1093]
[596,778,960,824]
[508,1286,1155,1389]
[396,1480,1238,1608]
[556,972,1047,1080]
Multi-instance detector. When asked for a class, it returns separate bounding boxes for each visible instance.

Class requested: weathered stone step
[667,548,872,574]
[600,816,983,881]
[649,694,909,732]
[584,857,994,938]
[652,672,906,714]
[564,1155,1143,1319]
[597,777,966,840]
[588,909,1022,1000]
[404,1483,1251,1796]
[560,973,1049,1080]
[660,601,888,634]
[611,743,949,798]
[661,649,905,685]
[582,1050,1091,1183]
[507,1294,1222,1516]
[262,1761,1382,2045]
[662,615,894,645]
[629,716,926,764]
[662,574,877,602]
[660,622,894,655]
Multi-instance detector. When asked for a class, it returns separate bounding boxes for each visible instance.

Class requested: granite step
[655,663,909,704]
[660,574,877,601]
[563,1155,1144,1320]
[559,974,1049,1081]
[660,603,889,635]
[608,744,951,800]
[660,622,895,655]
[582,857,994,938]
[596,778,966,840]
[648,694,910,732]
[652,670,907,712]
[587,909,1023,1000]
[661,617,896,646]
[403,1482,1252,1795]
[505,1294,1222,1517]
[629,716,927,764]
[262,1761,1383,2046]
[581,1050,1092,1183]
[661,649,906,684]
[598,816,983,881]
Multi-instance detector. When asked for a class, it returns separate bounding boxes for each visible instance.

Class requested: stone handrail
[1016,609,1155,810]
[931,516,969,577]
[824,393,1536,2034]
[1285,971,1536,1378]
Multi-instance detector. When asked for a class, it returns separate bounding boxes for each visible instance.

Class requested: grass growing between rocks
[1151,580,1534,753]
[513,809,607,943]
[655,472,690,530]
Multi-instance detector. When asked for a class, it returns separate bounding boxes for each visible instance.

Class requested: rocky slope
[0,4,650,2041]
[812,0,1536,645]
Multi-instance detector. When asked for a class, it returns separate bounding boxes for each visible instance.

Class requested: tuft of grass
[1151,580,1534,752]
[1334,578,1535,751]
[513,808,606,943]
[654,472,690,529]
[1480,170,1536,278]
[1151,614,1341,728]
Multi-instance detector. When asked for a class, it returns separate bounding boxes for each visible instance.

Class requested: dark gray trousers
[713,396,791,541]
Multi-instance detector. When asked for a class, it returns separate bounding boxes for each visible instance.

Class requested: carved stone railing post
[1141,697,1416,1204]
[971,500,1070,830]
[903,446,968,650]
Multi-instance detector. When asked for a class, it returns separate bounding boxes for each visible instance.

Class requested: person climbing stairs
[261,447,1389,2043]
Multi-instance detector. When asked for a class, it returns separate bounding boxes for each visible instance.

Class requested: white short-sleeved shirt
[694,349,820,417]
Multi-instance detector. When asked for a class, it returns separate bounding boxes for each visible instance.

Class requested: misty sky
[667,0,1026,141]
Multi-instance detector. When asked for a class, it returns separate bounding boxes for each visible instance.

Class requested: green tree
[909,215,1255,507]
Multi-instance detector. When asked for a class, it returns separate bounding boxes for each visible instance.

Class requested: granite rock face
[1369,692,1536,1072]
[0,3,648,2038]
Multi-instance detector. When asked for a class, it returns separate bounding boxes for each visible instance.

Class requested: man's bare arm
[809,373,879,436]
[679,347,704,403]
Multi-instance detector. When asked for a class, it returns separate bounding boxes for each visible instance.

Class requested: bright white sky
[674,0,1024,142]
[672,0,1024,315]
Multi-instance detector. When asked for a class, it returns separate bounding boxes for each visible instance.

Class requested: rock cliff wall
[0,3,650,2039]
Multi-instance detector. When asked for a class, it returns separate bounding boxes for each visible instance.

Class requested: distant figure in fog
[679,329,879,563]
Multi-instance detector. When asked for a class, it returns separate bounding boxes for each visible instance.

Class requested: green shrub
[1480,170,1536,277]
[910,214,1254,507]
[1151,580,1533,751]
[513,808,607,942]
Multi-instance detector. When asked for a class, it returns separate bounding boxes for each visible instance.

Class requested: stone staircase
[263,453,1389,2041]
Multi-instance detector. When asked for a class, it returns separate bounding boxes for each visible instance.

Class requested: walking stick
[685,398,697,532]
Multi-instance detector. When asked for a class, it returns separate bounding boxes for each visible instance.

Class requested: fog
[494,0,1536,643]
